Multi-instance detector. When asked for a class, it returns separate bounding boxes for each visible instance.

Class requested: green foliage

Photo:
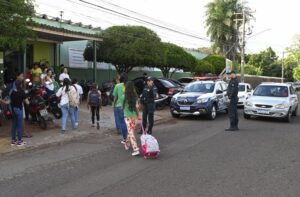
[246,47,279,76]
[158,42,197,78]
[84,26,163,73]
[202,55,225,74]
[205,0,254,60]
[193,60,213,75]
[0,0,35,50]
[293,66,300,81]
[244,64,262,75]
[285,35,300,81]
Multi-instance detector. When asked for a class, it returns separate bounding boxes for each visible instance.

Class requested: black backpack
[88,90,100,106]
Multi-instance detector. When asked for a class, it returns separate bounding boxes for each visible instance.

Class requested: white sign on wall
[68,48,88,68]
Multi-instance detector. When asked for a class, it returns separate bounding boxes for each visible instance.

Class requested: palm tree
[205,0,253,61]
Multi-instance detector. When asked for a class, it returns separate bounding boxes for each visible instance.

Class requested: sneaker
[121,140,126,144]
[124,143,129,150]
[132,150,140,156]
[97,122,100,130]
[11,140,17,146]
[16,140,26,147]
[75,122,79,127]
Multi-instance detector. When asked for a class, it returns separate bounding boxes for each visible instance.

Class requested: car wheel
[283,108,292,123]
[170,111,180,118]
[243,113,251,119]
[292,105,298,116]
[207,105,217,120]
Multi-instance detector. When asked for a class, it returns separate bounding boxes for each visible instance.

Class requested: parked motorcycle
[46,94,62,119]
[100,80,114,106]
[27,83,51,129]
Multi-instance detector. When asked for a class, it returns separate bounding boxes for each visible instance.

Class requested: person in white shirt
[40,67,48,85]
[59,67,70,85]
[72,78,83,127]
[56,78,77,133]
[44,69,55,96]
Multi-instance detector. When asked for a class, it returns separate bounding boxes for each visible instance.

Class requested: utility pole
[282,52,285,83]
[240,9,246,82]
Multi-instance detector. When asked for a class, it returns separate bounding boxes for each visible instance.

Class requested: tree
[205,0,254,60]
[193,60,213,76]
[84,26,163,73]
[202,55,225,74]
[0,0,35,50]
[158,43,197,78]
[293,66,300,81]
[285,35,300,81]
[244,64,262,75]
[247,47,279,76]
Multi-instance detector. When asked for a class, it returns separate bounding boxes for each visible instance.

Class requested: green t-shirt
[113,83,125,107]
[124,101,138,118]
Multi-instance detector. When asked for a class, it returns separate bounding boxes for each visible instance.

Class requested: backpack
[68,85,79,107]
[88,90,100,106]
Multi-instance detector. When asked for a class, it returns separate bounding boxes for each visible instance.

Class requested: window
[253,85,289,97]
[290,86,295,95]
[184,83,215,93]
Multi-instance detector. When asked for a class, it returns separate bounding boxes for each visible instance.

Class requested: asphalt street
[0,107,300,197]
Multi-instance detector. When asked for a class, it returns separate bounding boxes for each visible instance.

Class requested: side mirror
[216,90,223,94]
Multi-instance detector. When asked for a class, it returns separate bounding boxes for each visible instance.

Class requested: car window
[290,86,295,94]
[184,83,215,93]
[178,78,192,83]
[238,84,246,92]
[253,85,289,97]
[216,83,222,93]
[221,82,228,91]
[158,79,176,88]
[247,85,252,92]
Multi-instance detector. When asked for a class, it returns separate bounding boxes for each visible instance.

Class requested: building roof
[29,15,102,42]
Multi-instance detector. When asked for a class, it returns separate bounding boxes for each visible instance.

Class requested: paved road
[0,107,300,197]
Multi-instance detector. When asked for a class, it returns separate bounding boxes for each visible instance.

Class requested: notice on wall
[68,48,88,68]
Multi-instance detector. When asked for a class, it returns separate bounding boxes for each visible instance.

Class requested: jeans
[114,107,128,140]
[74,107,78,124]
[61,104,76,131]
[114,107,121,133]
[142,103,155,133]
[11,107,23,141]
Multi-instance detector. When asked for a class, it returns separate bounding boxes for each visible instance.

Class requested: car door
[289,86,298,110]
[216,83,226,110]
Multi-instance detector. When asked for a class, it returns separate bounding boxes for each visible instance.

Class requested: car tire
[243,113,251,119]
[207,105,217,120]
[283,108,292,123]
[292,105,298,116]
[170,111,180,118]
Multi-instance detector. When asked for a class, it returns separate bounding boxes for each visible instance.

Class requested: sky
[34,0,300,55]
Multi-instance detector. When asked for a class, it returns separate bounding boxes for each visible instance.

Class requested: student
[56,78,77,133]
[113,74,121,134]
[72,79,83,127]
[123,81,140,156]
[87,83,101,129]
[59,67,71,85]
[31,62,42,84]
[112,73,128,143]
[10,80,30,146]
[44,69,55,97]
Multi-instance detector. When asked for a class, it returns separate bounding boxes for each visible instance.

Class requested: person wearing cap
[139,76,158,134]
[225,70,239,131]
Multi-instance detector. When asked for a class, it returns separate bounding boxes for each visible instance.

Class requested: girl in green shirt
[123,81,140,156]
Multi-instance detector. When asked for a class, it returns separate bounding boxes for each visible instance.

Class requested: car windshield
[159,79,176,88]
[184,83,215,93]
[238,85,245,92]
[253,85,289,97]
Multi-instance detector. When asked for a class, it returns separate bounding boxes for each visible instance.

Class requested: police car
[170,80,229,120]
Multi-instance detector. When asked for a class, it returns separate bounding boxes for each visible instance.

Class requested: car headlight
[275,103,289,109]
[197,97,210,103]
[245,101,253,107]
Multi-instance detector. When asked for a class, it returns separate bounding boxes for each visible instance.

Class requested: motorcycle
[100,80,114,106]
[27,83,51,129]
[79,79,93,101]
[46,94,62,119]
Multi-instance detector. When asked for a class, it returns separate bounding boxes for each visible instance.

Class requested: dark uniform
[140,84,157,134]
[227,77,239,130]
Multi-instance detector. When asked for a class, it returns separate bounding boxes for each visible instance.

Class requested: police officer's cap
[147,76,155,81]
[226,70,236,74]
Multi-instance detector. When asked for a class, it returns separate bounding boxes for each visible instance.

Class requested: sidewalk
[0,103,171,155]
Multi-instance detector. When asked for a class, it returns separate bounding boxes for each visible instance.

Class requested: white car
[244,82,298,122]
[238,83,252,106]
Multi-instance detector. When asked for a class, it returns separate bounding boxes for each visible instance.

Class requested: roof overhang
[29,26,103,43]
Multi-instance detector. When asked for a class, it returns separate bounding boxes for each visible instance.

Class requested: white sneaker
[75,122,79,127]
[132,150,140,156]
[16,141,27,147]
[124,144,129,150]
[121,140,126,144]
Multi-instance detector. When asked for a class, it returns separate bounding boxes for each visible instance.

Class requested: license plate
[180,106,190,111]
[257,109,269,114]
[39,109,48,116]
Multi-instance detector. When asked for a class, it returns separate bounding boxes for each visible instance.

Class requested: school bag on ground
[140,120,160,159]
[88,90,101,106]
[68,86,79,107]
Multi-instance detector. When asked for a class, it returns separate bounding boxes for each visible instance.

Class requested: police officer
[225,70,239,131]
[139,76,158,134]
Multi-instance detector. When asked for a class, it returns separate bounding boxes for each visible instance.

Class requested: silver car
[244,83,298,122]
